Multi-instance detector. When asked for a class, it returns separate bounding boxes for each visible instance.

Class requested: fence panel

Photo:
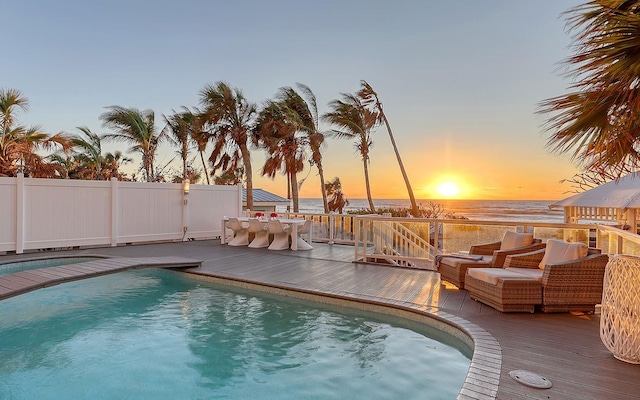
[0,178,17,251]
[117,181,184,243]
[23,178,112,250]
[187,184,241,239]
[0,176,241,253]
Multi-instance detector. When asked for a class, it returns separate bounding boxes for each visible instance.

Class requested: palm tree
[323,93,378,213]
[200,82,257,208]
[254,100,307,212]
[163,108,193,182]
[71,126,105,179]
[0,88,29,156]
[325,176,349,213]
[188,109,213,184]
[0,89,33,176]
[10,129,71,178]
[213,167,243,185]
[358,80,419,216]
[102,151,132,180]
[171,166,202,183]
[46,152,74,179]
[101,106,165,182]
[540,1,640,180]
[1,89,75,178]
[275,84,329,213]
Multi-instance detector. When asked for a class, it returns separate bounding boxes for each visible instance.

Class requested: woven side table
[600,254,640,364]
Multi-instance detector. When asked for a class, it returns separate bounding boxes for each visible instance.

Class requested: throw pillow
[500,231,534,251]
[538,239,588,270]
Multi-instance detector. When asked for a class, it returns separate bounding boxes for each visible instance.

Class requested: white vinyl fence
[0,175,241,253]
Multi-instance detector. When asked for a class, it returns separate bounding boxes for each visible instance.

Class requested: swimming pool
[0,269,471,399]
[0,256,102,277]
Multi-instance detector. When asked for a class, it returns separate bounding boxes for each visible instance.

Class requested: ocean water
[286,198,564,223]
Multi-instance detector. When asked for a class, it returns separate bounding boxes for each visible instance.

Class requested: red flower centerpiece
[270,212,278,219]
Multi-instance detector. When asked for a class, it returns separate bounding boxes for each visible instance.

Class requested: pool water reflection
[0,269,471,399]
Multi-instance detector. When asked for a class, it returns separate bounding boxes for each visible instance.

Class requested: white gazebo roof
[550,172,640,211]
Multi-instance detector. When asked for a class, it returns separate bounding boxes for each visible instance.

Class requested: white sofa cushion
[439,255,493,268]
[505,267,544,282]
[500,231,534,251]
[467,267,538,285]
[538,239,588,270]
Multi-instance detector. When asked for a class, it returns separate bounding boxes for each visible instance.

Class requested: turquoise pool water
[0,257,101,277]
[0,269,471,399]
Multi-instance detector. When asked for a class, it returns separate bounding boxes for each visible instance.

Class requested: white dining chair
[294,220,313,250]
[248,218,269,248]
[227,218,249,246]
[267,219,290,250]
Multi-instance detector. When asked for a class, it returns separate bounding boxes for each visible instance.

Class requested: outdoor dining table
[221,217,311,250]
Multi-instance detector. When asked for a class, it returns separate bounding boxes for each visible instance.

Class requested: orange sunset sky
[6,1,584,201]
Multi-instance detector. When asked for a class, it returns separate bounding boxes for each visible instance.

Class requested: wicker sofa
[464,241,610,313]
[436,233,545,289]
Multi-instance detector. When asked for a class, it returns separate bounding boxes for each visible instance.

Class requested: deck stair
[368,220,435,269]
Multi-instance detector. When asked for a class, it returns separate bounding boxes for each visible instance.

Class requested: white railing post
[15,173,24,254]
[110,177,118,247]
[354,216,360,261]
[237,183,243,215]
[329,212,335,244]
[182,179,190,241]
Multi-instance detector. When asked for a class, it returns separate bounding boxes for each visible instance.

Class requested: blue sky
[3,1,586,200]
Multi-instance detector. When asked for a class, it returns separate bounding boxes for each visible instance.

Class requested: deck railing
[365,217,434,269]
[258,212,640,270]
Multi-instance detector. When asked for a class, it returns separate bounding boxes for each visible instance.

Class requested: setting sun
[437,182,460,198]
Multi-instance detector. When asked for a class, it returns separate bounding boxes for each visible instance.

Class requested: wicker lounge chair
[465,240,609,313]
[436,232,545,289]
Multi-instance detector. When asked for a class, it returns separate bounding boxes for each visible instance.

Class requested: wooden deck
[1,240,638,399]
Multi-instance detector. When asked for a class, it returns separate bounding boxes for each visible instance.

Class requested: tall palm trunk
[360,81,418,216]
[380,112,418,216]
[181,139,188,182]
[199,150,210,184]
[142,145,153,182]
[241,144,253,210]
[363,158,375,213]
[317,161,329,213]
[286,173,291,211]
[291,168,299,212]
